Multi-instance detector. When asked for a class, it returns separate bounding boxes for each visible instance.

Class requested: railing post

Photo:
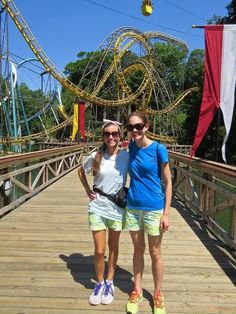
[207,175,215,217]
[200,172,209,214]
[200,172,215,218]
[232,205,236,241]
[184,165,190,200]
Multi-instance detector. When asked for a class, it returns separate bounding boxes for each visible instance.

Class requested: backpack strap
[93,186,115,202]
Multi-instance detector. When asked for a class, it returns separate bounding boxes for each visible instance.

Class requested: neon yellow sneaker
[153,291,166,314]
[126,288,143,314]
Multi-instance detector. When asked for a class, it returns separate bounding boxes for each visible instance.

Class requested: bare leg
[92,230,106,282]
[107,229,121,281]
[130,231,145,294]
[148,234,163,293]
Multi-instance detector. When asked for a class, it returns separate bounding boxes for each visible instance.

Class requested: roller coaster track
[81,29,188,103]
[144,87,198,115]
[16,58,58,122]
[4,117,93,145]
[0,0,150,107]
[146,131,176,144]
[2,116,73,145]
[23,91,57,122]
[0,0,194,145]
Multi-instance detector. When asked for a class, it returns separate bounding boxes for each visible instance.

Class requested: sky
[3,0,229,87]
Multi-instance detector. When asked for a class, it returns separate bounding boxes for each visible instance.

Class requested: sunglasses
[103,131,120,138]
[126,123,145,132]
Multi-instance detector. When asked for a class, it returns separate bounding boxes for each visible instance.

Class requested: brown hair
[92,143,106,176]
[92,122,121,176]
[127,111,149,125]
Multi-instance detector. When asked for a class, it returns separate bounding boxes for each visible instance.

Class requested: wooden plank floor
[0,169,235,314]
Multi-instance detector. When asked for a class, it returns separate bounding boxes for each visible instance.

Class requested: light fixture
[141,0,153,16]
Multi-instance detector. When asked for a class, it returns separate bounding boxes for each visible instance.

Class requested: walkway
[0,169,235,314]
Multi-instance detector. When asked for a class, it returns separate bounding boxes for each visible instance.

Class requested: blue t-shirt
[127,140,169,211]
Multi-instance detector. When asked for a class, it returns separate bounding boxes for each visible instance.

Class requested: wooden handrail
[169,151,236,250]
[169,151,236,185]
[0,143,101,170]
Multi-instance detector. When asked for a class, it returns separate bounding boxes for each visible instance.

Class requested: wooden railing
[0,143,100,217]
[167,145,192,155]
[37,141,89,150]
[0,144,235,251]
[169,151,236,250]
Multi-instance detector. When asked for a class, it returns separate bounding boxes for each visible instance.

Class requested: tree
[181,49,204,145]
[208,0,236,24]
[149,42,189,138]
[153,42,187,94]
[18,83,46,134]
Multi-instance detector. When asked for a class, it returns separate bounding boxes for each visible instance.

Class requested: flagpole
[192,25,222,28]
[192,25,205,28]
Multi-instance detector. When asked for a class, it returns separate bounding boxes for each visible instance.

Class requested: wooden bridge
[0,145,235,314]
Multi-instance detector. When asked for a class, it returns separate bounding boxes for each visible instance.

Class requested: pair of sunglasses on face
[103,131,120,138]
[103,123,145,137]
[126,123,145,132]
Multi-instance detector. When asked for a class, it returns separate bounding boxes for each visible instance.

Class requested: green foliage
[61,88,74,116]
[208,0,236,24]
[184,49,204,90]
[64,51,95,87]
[153,42,187,93]
[175,112,187,125]
[18,83,47,134]
[226,1,236,23]
[180,49,204,145]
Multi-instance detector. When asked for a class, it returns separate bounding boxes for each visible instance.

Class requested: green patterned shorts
[89,212,124,231]
[126,209,163,236]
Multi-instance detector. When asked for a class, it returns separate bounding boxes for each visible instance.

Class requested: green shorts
[89,212,123,231]
[126,209,163,236]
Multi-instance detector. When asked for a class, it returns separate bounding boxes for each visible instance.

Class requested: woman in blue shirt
[125,111,172,314]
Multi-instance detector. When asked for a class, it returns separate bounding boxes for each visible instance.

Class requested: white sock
[106,279,114,286]
[98,280,105,285]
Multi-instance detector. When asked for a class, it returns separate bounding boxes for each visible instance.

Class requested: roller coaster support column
[10,68,17,138]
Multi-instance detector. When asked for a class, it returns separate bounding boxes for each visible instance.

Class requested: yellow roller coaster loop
[90,30,187,100]
[113,31,152,92]
[91,33,153,108]
[88,30,188,110]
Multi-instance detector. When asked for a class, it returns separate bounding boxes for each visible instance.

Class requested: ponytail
[92,144,106,176]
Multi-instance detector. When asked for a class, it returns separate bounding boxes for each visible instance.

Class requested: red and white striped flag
[191,25,236,162]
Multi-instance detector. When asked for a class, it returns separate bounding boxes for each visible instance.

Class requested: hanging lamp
[141,0,153,16]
